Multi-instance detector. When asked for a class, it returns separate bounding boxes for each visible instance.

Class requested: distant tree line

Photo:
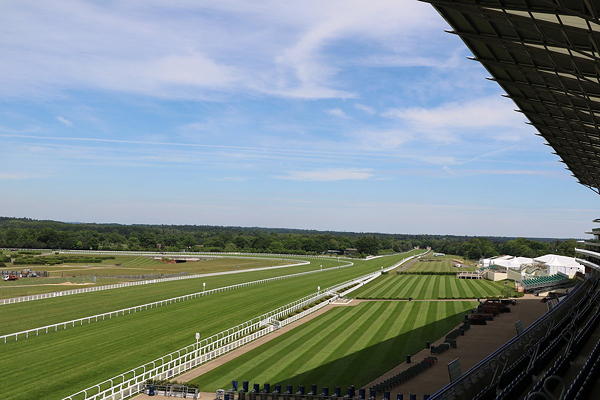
[0,217,578,259]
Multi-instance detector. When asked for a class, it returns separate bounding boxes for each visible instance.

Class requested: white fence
[1,261,354,344]
[61,252,426,400]
[62,273,369,400]
[0,259,313,306]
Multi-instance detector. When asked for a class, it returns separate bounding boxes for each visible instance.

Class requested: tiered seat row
[522,273,570,290]
[563,336,600,399]
[429,278,596,399]
[371,357,438,392]
[468,279,600,400]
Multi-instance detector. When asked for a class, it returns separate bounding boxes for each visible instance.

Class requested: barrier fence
[62,276,369,400]
[0,261,354,344]
[0,259,311,306]
[62,252,426,400]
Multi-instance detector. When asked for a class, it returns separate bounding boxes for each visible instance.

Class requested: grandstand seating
[428,277,600,399]
[371,357,438,392]
[434,281,600,400]
[521,273,570,291]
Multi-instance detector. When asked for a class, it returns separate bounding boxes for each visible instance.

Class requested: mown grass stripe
[442,277,452,298]
[408,276,430,299]
[423,276,439,299]
[323,302,396,384]
[369,276,398,298]
[454,279,470,298]
[359,302,419,383]
[224,305,351,382]
[464,279,485,298]
[270,302,387,386]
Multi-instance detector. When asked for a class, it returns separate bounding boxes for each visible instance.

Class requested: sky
[0,0,598,238]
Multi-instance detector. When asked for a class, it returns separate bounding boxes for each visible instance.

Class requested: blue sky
[0,0,597,238]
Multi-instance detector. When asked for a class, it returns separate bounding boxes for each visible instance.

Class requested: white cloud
[354,104,375,115]
[0,0,445,100]
[383,96,522,129]
[382,96,531,143]
[56,116,73,127]
[326,108,348,118]
[277,168,373,181]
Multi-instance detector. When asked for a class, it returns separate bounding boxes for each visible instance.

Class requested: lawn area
[191,301,476,391]
[0,251,423,400]
[404,255,475,273]
[352,275,515,299]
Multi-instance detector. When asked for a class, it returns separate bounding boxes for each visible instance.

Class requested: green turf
[352,275,515,299]
[404,255,475,273]
[192,301,476,391]
[0,251,424,400]
[0,256,293,297]
[0,258,345,334]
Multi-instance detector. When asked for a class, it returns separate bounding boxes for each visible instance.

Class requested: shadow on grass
[232,305,475,391]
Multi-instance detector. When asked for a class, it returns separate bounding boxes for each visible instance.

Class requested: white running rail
[61,252,425,400]
[0,261,354,343]
[61,274,369,400]
[0,259,312,306]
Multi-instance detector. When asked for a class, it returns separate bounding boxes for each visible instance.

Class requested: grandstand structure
[419,1,600,399]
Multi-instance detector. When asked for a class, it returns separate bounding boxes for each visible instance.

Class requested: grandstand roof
[426,0,600,194]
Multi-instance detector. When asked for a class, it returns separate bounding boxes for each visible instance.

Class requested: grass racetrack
[191,301,476,391]
[0,258,344,334]
[352,275,515,299]
[0,251,423,400]
[0,256,300,298]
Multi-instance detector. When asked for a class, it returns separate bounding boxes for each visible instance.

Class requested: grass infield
[352,275,515,299]
[192,301,476,391]
[405,256,475,274]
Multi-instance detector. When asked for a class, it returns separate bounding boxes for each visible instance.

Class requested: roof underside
[426,0,600,194]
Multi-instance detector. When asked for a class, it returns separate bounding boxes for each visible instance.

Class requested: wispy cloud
[56,116,73,127]
[326,108,348,118]
[382,96,531,143]
[354,104,376,115]
[0,0,444,100]
[277,168,373,181]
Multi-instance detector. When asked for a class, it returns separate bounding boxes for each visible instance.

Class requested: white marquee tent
[534,254,584,278]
